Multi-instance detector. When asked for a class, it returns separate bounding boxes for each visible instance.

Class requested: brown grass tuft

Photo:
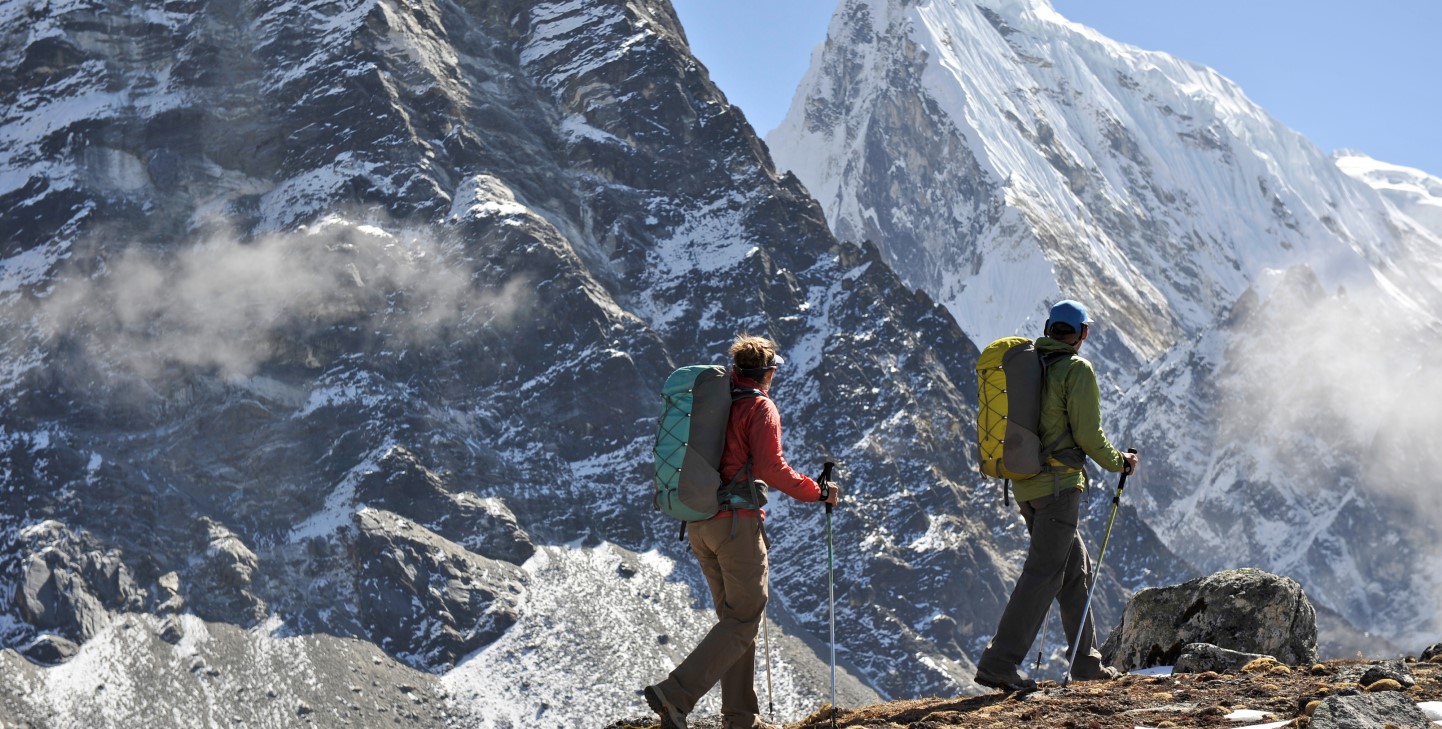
[1364,678,1403,692]
[797,704,840,727]
[1241,657,1284,673]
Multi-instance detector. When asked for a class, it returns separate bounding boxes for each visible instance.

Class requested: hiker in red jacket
[645,333,842,729]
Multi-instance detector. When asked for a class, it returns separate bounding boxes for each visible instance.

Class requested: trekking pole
[1062,448,1136,689]
[1035,604,1052,673]
[818,461,837,729]
[762,599,775,717]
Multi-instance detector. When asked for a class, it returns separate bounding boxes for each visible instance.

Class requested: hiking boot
[973,666,1037,692]
[1071,664,1123,682]
[644,685,689,729]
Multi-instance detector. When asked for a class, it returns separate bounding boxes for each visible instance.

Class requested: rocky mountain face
[0,0,1193,726]
[767,0,1442,654]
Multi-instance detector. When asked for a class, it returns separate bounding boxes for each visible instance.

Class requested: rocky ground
[607,657,1442,729]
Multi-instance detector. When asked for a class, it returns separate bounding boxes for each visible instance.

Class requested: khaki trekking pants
[657,516,768,728]
[978,488,1106,678]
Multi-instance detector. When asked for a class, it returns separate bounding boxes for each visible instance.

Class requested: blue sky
[670,0,1442,175]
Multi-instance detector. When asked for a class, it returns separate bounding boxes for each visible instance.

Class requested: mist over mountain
[767,0,1442,654]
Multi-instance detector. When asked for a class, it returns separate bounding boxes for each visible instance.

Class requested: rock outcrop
[8,521,144,647]
[1171,642,1270,674]
[353,508,524,670]
[186,519,267,627]
[353,447,535,566]
[1318,658,1420,692]
[1101,568,1317,670]
[1310,690,1434,729]
[17,633,80,666]
[1423,642,1442,662]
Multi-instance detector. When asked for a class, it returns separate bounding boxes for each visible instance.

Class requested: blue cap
[1047,300,1091,330]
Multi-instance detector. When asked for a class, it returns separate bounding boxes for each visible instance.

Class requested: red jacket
[719,372,821,513]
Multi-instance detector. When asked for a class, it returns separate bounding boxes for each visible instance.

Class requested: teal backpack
[653,365,766,536]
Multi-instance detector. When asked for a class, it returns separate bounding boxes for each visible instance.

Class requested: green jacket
[1011,337,1126,503]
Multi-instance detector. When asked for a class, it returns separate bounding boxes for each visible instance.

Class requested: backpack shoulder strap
[1036,350,1082,480]
[719,387,769,511]
[1039,349,1074,369]
[731,386,766,400]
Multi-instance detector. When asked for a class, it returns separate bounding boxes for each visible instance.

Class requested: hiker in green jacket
[974,300,1140,692]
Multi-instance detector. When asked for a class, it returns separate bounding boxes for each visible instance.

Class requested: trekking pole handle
[818,461,835,513]
[1115,448,1138,504]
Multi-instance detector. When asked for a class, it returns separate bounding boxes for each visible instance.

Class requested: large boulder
[18,633,80,666]
[1422,642,1442,662]
[1100,568,1317,670]
[1309,691,1434,729]
[1171,642,1269,674]
[1358,660,1415,689]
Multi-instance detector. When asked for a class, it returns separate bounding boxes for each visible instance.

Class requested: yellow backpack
[975,337,1071,502]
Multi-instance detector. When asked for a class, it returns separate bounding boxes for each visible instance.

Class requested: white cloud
[32,218,532,381]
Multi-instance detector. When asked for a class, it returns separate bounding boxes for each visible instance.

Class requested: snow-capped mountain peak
[770,0,1439,365]
[769,0,1442,652]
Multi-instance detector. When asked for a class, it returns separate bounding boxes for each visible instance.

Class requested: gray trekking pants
[657,516,768,728]
[977,488,1106,678]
